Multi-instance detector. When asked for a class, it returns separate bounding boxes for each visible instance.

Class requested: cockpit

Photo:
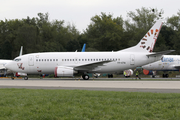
[14,58,21,62]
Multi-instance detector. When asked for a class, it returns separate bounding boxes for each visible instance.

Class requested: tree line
[0,7,180,60]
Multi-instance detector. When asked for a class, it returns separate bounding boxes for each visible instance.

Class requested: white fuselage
[6,51,161,75]
[0,60,13,75]
[142,55,180,71]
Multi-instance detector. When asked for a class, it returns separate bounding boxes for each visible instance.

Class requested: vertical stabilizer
[81,43,86,52]
[120,20,163,53]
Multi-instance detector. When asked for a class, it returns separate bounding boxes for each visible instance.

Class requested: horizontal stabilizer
[146,50,175,57]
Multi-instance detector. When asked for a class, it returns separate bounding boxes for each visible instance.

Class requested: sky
[0,0,180,33]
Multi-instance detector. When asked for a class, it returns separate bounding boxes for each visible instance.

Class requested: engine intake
[54,66,77,77]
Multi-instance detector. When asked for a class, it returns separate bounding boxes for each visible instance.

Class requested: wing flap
[74,60,112,71]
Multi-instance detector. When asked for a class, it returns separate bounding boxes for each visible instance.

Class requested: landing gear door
[130,54,135,65]
[28,55,34,66]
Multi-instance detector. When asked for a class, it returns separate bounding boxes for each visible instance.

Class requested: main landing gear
[162,73,169,78]
[11,76,28,80]
[24,76,28,80]
[82,74,89,80]
[108,74,113,78]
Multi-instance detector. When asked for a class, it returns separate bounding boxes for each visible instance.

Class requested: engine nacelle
[54,66,77,77]
[124,69,133,77]
[143,69,153,75]
[15,72,27,77]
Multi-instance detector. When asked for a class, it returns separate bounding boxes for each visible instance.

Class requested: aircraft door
[28,55,34,66]
[130,54,135,65]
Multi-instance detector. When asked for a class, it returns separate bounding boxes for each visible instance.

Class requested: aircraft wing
[0,66,6,69]
[146,50,175,57]
[174,66,180,69]
[74,60,112,71]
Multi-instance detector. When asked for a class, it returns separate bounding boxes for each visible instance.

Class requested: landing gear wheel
[24,76,28,80]
[108,74,113,78]
[163,74,169,78]
[82,74,89,80]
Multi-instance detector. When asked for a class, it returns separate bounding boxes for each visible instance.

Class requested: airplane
[142,55,180,78]
[0,46,27,78]
[5,20,174,80]
[0,60,13,77]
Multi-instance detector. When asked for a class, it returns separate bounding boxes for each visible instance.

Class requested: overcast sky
[1,0,180,32]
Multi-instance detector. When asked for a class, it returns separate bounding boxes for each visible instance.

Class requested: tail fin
[120,20,163,53]
[81,43,86,52]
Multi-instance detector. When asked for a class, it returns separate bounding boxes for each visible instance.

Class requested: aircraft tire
[83,74,89,80]
[24,76,28,80]
[108,74,113,78]
[166,74,169,78]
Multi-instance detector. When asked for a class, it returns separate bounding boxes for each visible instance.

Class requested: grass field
[0,89,180,120]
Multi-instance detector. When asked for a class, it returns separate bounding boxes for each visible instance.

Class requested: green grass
[0,89,180,120]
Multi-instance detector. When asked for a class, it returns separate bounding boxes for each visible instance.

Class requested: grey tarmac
[0,78,180,93]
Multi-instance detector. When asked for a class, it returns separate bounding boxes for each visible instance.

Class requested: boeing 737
[142,55,180,77]
[5,20,173,80]
[0,46,27,78]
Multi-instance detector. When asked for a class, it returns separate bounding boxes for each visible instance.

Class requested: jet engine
[54,66,77,77]
[123,69,133,77]
[143,69,157,78]
[15,72,27,77]
[143,69,153,75]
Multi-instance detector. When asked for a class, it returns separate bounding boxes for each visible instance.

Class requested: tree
[124,7,164,48]
[85,12,124,51]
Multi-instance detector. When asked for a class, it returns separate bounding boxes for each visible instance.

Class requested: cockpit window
[14,58,21,62]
